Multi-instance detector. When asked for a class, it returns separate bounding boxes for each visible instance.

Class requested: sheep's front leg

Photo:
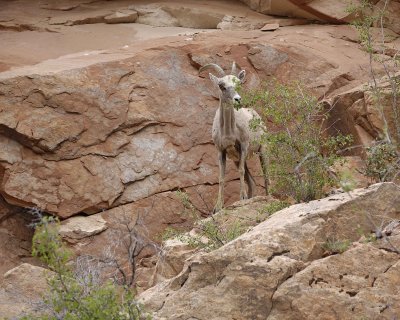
[239,144,248,200]
[214,150,226,214]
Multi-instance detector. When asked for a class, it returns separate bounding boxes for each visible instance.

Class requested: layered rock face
[239,0,356,21]
[0,48,220,217]
[140,183,400,320]
[240,0,400,28]
[0,24,390,218]
[325,72,400,147]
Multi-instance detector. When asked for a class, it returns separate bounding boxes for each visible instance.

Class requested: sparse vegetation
[322,239,351,255]
[256,201,289,222]
[160,191,254,251]
[357,224,383,244]
[364,141,400,181]
[162,192,292,251]
[165,217,246,252]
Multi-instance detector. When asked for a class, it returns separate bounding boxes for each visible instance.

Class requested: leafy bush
[242,80,351,202]
[364,141,400,182]
[23,215,149,320]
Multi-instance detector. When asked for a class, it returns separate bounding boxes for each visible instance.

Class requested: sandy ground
[0,0,266,72]
[0,23,211,71]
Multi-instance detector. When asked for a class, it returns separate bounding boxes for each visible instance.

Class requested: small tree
[347,0,400,182]
[242,80,351,202]
[100,208,160,288]
[22,213,149,320]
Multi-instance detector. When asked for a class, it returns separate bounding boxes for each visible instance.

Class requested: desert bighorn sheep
[199,62,268,213]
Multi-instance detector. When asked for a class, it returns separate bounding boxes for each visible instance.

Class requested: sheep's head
[199,62,246,108]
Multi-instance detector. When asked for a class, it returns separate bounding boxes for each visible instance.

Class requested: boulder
[0,263,52,319]
[59,213,107,241]
[217,15,269,31]
[260,23,280,31]
[324,72,400,150]
[139,183,400,319]
[374,0,400,34]
[131,4,224,28]
[0,46,226,217]
[238,0,355,22]
[269,239,400,320]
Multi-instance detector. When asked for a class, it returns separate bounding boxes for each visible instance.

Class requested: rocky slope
[140,183,400,320]
[2,183,399,319]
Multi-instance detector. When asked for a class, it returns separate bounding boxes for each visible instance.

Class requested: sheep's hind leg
[214,150,226,214]
[244,162,255,198]
[238,145,248,200]
[259,145,269,195]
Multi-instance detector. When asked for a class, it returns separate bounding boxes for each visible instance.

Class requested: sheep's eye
[218,83,226,91]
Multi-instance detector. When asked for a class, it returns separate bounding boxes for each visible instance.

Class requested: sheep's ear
[209,73,220,86]
[238,70,246,83]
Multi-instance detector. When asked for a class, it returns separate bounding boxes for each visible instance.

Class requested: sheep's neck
[219,99,236,140]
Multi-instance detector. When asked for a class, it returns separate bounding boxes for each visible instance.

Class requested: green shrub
[364,141,400,182]
[23,215,149,320]
[242,80,351,202]
[322,239,351,255]
[194,218,245,251]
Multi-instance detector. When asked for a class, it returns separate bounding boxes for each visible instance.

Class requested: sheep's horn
[231,62,238,75]
[199,63,225,77]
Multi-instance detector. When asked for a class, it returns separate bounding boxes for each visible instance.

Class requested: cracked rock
[139,183,400,320]
[269,241,400,320]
